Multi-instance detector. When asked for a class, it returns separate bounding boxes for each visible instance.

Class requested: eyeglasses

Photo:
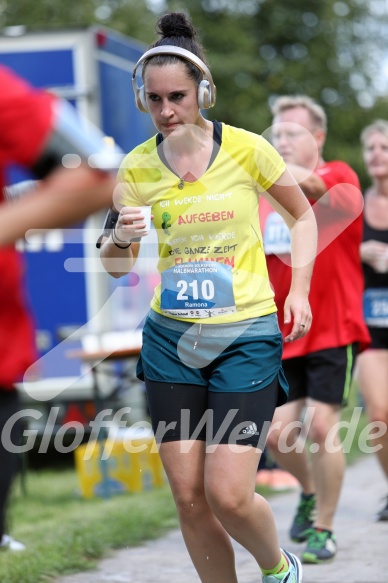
[271,130,310,142]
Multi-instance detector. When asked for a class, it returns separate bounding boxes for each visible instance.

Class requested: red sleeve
[311,161,364,256]
[314,160,363,218]
[0,66,56,168]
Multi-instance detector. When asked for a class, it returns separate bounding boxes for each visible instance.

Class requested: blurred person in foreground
[260,95,370,563]
[357,120,388,521]
[0,65,118,550]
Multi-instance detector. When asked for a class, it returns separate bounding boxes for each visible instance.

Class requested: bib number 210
[161,261,236,317]
[177,279,215,301]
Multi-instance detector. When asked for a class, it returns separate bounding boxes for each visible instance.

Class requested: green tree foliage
[1,0,96,29]
[3,0,388,186]
[1,0,157,39]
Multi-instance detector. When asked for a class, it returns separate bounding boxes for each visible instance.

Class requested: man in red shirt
[260,95,370,563]
[0,65,118,550]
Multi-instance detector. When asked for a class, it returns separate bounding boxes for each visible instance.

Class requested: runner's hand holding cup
[115,206,152,244]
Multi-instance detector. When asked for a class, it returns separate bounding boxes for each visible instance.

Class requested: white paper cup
[133,206,152,233]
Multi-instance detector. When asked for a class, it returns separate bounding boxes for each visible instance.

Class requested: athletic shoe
[262,549,302,582]
[301,528,337,563]
[269,469,299,492]
[376,495,388,521]
[289,493,316,542]
[255,469,298,491]
[256,470,273,488]
[0,534,26,551]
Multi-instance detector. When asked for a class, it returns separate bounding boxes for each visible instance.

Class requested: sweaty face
[143,62,202,137]
[363,131,388,180]
[271,107,323,170]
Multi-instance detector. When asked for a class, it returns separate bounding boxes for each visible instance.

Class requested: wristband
[112,227,131,249]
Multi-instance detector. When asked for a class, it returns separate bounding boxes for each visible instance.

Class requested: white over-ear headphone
[132,45,216,113]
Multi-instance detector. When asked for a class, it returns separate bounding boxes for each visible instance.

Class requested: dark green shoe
[289,494,316,543]
[302,528,337,563]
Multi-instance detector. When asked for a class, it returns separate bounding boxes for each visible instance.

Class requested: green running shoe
[302,528,337,563]
[262,549,302,583]
[289,494,316,542]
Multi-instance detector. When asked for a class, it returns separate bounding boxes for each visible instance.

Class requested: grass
[1,385,369,583]
[1,468,178,583]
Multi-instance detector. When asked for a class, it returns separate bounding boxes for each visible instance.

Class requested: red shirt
[0,66,55,388]
[260,160,371,358]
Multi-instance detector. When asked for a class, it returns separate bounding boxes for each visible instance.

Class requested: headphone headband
[132,45,216,112]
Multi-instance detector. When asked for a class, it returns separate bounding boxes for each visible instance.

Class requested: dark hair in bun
[156,12,196,41]
[144,12,207,85]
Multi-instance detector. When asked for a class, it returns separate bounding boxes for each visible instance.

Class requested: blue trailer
[0,27,157,441]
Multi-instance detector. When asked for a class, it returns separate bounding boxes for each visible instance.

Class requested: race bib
[363,288,388,327]
[161,261,236,318]
[263,212,291,255]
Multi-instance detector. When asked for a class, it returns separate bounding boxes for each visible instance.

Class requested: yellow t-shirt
[117,122,286,324]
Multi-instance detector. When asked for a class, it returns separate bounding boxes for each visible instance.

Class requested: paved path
[57,454,387,583]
